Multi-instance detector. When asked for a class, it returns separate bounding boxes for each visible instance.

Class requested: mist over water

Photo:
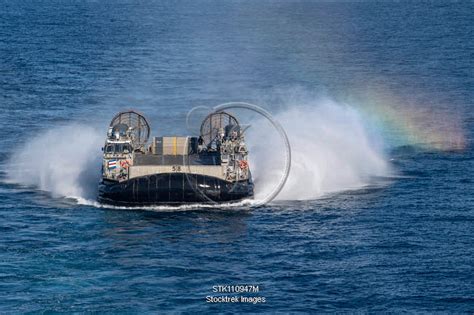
[5,98,391,204]
[6,125,103,200]
[248,98,390,201]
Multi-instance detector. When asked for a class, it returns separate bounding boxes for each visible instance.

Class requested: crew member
[198,136,205,152]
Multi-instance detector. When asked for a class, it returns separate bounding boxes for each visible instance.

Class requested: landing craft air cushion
[97,110,254,206]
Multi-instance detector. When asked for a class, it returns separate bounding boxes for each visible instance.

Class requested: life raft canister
[239,160,248,170]
[120,160,130,169]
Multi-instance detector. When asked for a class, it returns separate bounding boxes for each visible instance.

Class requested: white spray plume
[6,125,103,200]
[5,99,391,204]
[247,99,391,201]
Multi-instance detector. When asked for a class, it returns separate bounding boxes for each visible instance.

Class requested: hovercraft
[97,110,254,206]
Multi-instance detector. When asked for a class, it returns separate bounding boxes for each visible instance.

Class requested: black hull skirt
[97,173,254,206]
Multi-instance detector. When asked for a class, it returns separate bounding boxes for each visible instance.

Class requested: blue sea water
[0,1,473,313]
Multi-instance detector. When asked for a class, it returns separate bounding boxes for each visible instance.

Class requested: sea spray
[5,99,391,204]
[6,125,103,200]
[247,99,391,201]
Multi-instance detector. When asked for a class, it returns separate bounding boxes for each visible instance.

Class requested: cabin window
[123,144,132,153]
[111,143,132,153]
[105,143,131,153]
[105,145,113,153]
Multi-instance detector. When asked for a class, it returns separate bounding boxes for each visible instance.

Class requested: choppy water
[1,1,473,313]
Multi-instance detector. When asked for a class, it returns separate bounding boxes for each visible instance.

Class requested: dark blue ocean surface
[0,1,473,313]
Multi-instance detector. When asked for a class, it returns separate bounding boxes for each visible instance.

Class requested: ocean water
[1,1,473,313]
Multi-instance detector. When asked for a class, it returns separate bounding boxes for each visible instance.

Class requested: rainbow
[343,87,467,152]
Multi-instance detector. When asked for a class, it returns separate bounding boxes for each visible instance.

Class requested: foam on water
[74,196,256,212]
